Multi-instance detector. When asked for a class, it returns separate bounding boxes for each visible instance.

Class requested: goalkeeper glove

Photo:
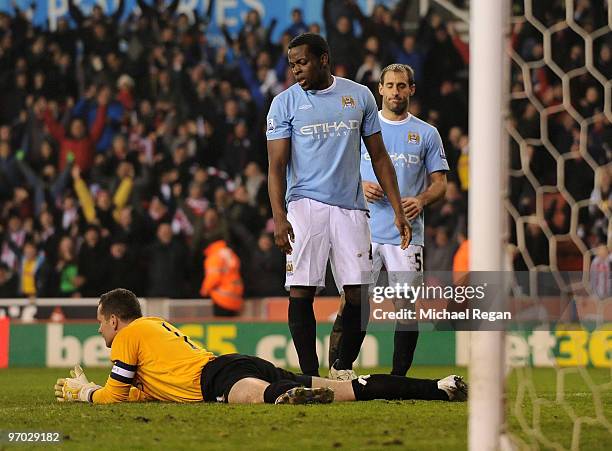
[54,365,101,403]
[70,364,89,384]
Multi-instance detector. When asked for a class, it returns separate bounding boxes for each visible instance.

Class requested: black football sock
[391,329,419,376]
[288,296,319,376]
[351,374,448,401]
[336,300,369,370]
[263,380,305,403]
[328,313,343,369]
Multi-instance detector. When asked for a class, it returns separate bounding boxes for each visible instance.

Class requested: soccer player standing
[266,34,411,377]
[330,64,449,376]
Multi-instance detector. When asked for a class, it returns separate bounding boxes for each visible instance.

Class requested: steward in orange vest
[200,240,244,316]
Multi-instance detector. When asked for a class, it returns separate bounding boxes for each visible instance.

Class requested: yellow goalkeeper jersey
[92,317,215,403]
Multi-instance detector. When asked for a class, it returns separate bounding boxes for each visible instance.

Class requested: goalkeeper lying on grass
[54,288,467,405]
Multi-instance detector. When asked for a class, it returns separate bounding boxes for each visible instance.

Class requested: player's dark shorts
[200,353,312,402]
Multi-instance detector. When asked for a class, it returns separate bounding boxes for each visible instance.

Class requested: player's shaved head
[380,64,415,87]
[99,288,142,321]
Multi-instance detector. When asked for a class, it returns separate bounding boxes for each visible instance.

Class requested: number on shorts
[414,251,422,272]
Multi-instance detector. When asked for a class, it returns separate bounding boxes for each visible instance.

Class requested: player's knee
[288,295,315,326]
[343,285,365,306]
[290,286,316,298]
[227,378,268,404]
[392,298,413,310]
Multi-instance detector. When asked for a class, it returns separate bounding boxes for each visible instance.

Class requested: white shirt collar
[378,110,412,125]
[308,76,337,94]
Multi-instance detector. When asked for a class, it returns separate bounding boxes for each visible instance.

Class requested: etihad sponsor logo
[342,96,356,108]
[363,152,421,166]
[298,104,313,110]
[300,120,360,137]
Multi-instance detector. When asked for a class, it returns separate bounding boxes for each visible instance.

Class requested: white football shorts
[285,198,372,290]
[371,242,424,287]
[370,243,424,324]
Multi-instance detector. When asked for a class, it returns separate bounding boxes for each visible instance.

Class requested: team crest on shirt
[341,96,356,108]
[407,132,421,144]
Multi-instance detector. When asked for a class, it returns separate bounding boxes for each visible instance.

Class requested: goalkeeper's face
[379,70,414,116]
[97,306,119,348]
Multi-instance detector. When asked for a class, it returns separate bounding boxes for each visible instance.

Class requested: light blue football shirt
[360,112,449,246]
[266,76,380,211]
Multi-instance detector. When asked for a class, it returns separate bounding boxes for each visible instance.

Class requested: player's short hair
[99,288,142,321]
[379,64,415,87]
[288,33,330,61]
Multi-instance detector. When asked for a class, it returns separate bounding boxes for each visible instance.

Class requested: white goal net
[470,0,611,449]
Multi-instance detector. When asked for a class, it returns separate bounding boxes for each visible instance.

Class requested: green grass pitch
[0,366,610,450]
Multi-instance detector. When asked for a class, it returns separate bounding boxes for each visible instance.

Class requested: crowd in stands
[0,0,607,301]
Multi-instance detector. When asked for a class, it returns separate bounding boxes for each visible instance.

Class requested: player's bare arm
[362,180,384,202]
[402,171,448,220]
[267,137,294,254]
[363,132,412,249]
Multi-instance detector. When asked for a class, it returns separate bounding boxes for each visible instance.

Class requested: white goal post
[468,0,509,449]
